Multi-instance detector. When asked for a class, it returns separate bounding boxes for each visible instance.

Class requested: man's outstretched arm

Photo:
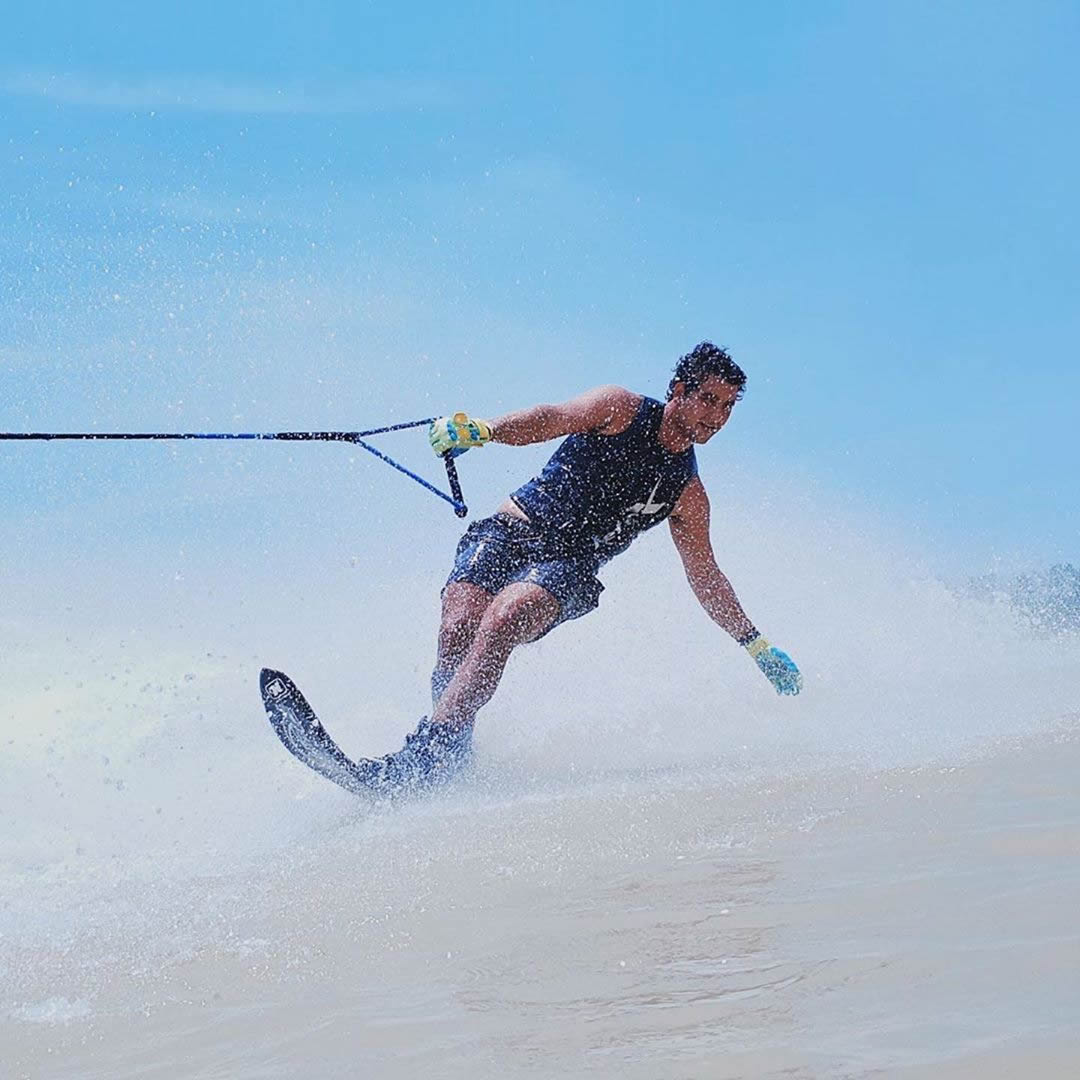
[670,478,803,695]
[487,385,640,445]
[669,477,757,641]
[430,385,640,455]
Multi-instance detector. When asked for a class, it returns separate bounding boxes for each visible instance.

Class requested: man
[370,342,802,785]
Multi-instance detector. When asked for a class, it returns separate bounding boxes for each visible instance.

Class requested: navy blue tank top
[510,396,698,564]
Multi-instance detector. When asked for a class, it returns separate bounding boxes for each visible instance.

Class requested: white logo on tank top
[596,479,668,548]
[629,479,666,516]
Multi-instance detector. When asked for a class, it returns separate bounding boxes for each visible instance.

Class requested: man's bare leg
[431,582,493,707]
[431,581,560,730]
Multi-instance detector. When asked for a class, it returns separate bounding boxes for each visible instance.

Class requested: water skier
[369,342,802,785]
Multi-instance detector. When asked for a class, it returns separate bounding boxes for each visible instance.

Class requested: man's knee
[477,585,559,651]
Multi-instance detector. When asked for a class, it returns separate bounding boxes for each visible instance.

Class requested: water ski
[260,668,473,795]
[260,668,382,796]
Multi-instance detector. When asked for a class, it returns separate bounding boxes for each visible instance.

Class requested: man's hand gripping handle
[429,413,494,457]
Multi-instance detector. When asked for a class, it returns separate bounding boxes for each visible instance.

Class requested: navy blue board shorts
[445,513,604,634]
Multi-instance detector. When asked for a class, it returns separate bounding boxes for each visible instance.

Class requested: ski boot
[358,716,473,790]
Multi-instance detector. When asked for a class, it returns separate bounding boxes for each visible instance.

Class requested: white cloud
[0,70,457,114]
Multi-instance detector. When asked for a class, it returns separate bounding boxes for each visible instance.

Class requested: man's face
[673,374,741,444]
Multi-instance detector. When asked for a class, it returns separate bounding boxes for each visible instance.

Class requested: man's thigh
[506,557,603,637]
[484,581,562,644]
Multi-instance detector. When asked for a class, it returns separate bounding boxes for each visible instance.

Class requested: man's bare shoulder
[584,385,643,434]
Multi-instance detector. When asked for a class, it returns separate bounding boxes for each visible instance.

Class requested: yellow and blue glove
[429,413,494,457]
[745,635,803,695]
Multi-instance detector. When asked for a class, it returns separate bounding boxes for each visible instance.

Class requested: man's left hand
[746,637,803,695]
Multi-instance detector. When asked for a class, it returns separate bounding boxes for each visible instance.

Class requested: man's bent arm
[669,477,757,642]
[489,385,640,446]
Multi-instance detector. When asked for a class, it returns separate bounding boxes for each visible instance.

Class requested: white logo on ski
[630,479,666,516]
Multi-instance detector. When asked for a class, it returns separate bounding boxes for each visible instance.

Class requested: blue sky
[2,1,1078,576]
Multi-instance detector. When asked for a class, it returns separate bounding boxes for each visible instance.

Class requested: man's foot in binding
[358,716,474,789]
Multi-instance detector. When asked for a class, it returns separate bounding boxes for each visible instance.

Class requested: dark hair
[666,341,746,401]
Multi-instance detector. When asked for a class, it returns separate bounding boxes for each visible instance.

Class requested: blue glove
[746,636,803,695]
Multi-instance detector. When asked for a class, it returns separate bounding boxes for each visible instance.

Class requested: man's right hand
[429,413,494,457]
